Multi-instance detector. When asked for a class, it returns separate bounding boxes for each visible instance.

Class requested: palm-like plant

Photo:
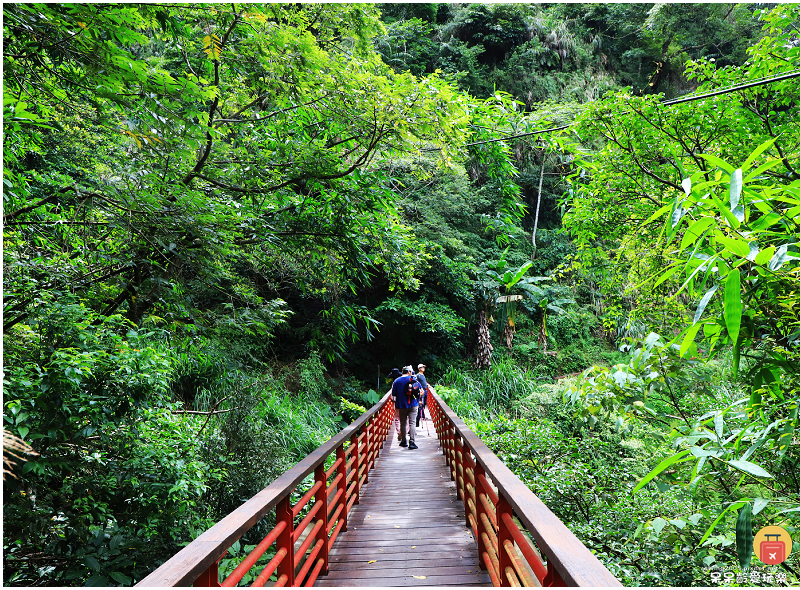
[476,249,551,366]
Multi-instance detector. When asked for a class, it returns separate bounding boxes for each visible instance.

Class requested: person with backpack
[415,364,429,428]
[391,365,420,449]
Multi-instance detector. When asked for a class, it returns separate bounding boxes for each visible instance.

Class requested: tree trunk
[504,321,515,350]
[476,310,493,369]
[538,314,548,353]
[532,146,548,261]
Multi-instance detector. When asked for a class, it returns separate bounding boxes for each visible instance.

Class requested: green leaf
[653,264,681,289]
[652,517,668,535]
[680,217,715,251]
[680,322,703,357]
[699,502,744,545]
[743,158,782,182]
[736,503,753,570]
[504,261,532,288]
[754,245,776,266]
[752,498,770,516]
[716,235,750,258]
[699,153,735,174]
[723,269,741,346]
[85,556,101,571]
[768,244,790,271]
[714,413,724,440]
[729,168,742,210]
[110,572,132,585]
[86,576,109,587]
[642,203,672,227]
[752,213,781,232]
[693,285,718,325]
[725,460,773,479]
[742,137,777,171]
[774,507,800,516]
[633,450,692,493]
[710,192,740,229]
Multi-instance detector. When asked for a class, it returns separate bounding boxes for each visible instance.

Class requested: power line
[439,69,800,149]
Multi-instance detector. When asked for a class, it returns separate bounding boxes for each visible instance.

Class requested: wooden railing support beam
[428,391,621,588]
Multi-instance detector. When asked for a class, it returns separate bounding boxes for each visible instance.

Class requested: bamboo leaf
[633,450,692,493]
[699,502,744,545]
[777,406,798,457]
[710,192,740,229]
[653,264,681,288]
[642,203,672,226]
[680,217,715,251]
[729,168,742,211]
[693,285,718,325]
[716,235,750,258]
[754,246,776,266]
[742,137,777,171]
[768,244,789,271]
[723,269,741,345]
[680,322,703,357]
[743,158,782,182]
[681,177,691,196]
[752,498,770,516]
[736,503,753,570]
[725,460,773,479]
[699,153,735,175]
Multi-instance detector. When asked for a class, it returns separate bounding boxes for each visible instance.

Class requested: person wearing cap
[415,364,429,427]
[391,365,419,449]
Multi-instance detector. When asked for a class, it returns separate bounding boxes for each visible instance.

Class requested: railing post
[193,559,220,587]
[350,431,360,505]
[314,464,329,577]
[276,495,295,587]
[374,410,382,460]
[543,562,567,587]
[455,435,465,502]
[497,495,513,587]
[474,462,487,570]
[461,448,472,528]
[364,421,371,484]
[336,445,348,532]
[448,422,456,481]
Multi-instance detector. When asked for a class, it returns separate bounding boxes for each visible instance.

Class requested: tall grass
[436,356,543,421]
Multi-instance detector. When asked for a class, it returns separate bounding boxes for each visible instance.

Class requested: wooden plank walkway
[316,419,491,587]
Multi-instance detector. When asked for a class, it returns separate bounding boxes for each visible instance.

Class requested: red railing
[428,390,622,587]
[137,392,394,587]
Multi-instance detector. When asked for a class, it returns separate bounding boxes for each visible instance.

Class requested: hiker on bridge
[391,365,420,450]
[415,363,429,428]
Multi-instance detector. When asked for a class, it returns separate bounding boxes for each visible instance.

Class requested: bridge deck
[316,419,491,587]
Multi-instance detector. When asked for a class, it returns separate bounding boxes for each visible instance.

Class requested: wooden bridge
[137,390,621,587]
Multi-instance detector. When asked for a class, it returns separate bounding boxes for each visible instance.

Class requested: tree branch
[3,186,77,222]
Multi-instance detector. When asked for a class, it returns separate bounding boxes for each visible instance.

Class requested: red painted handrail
[428,390,622,587]
[136,392,394,587]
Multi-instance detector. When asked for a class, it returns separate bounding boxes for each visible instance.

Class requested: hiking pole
[425,405,431,436]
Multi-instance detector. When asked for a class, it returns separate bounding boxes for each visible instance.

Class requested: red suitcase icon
[760,534,786,564]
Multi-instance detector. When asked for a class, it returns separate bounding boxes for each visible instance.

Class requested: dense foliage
[3,2,798,587]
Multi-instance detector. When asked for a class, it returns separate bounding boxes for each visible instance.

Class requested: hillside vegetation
[3,3,799,586]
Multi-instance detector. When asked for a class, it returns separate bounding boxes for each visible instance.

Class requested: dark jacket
[416,373,428,405]
[391,375,420,409]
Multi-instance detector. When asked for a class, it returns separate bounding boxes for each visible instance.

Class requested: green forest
[3,3,799,586]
